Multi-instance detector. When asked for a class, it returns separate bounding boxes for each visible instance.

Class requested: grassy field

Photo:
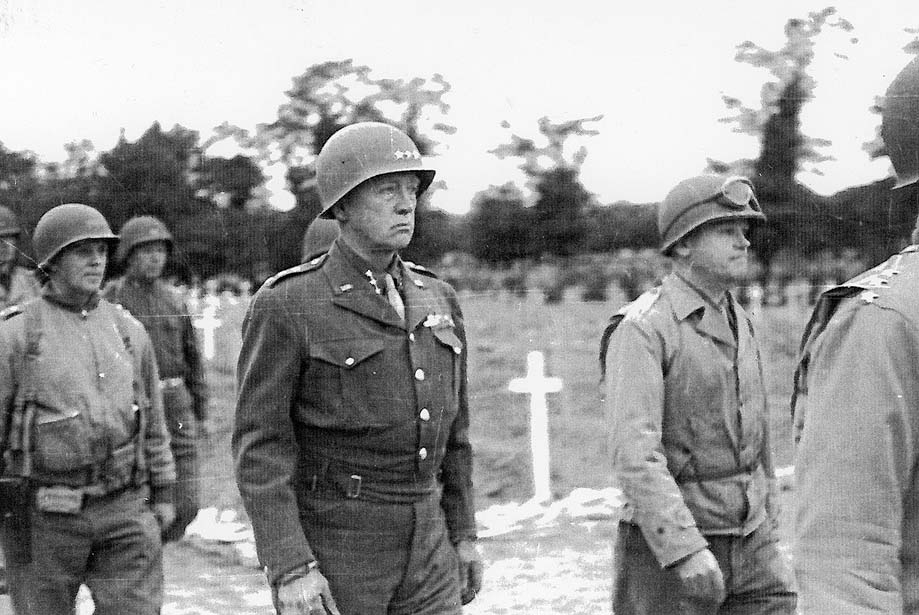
[196,289,812,517]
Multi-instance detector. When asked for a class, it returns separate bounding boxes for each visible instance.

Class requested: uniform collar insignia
[423,313,454,329]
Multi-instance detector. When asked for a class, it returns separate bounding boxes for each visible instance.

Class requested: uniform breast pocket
[33,406,94,473]
[303,339,389,428]
[431,327,463,391]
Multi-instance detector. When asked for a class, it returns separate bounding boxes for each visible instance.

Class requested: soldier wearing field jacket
[602,175,795,614]
[233,122,483,615]
[0,204,175,615]
[792,55,919,615]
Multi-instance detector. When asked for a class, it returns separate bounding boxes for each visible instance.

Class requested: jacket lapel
[401,263,443,332]
[324,244,404,329]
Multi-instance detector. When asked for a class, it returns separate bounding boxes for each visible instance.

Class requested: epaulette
[265,253,328,288]
[404,260,439,279]
[618,286,662,321]
[1,304,22,320]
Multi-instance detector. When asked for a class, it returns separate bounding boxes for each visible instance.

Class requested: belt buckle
[346,474,362,499]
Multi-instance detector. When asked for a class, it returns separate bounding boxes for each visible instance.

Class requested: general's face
[50,239,108,296]
[127,240,169,281]
[682,219,752,285]
[0,233,18,266]
[338,172,421,253]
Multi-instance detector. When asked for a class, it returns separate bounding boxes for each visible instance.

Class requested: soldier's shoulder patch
[1,304,23,320]
[265,254,328,288]
[404,261,439,279]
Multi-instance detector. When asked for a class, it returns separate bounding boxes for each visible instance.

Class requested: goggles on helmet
[687,176,761,212]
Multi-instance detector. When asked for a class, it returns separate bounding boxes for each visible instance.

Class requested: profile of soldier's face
[337,172,421,253]
[50,239,108,297]
[682,219,752,285]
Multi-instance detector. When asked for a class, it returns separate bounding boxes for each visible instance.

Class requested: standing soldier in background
[104,215,208,542]
[0,206,39,310]
[601,175,795,614]
[234,122,483,615]
[793,55,919,614]
[0,204,175,614]
[0,206,39,595]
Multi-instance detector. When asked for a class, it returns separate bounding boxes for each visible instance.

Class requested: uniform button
[420,408,430,421]
[345,357,355,367]
[418,447,428,460]
[98,372,105,379]
[414,369,425,381]
[409,333,415,342]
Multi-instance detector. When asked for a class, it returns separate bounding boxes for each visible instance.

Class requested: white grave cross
[193,299,223,361]
[508,351,563,503]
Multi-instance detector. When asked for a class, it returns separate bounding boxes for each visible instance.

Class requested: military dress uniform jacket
[604,273,777,568]
[792,246,919,614]
[0,265,39,310]
[233,241,477,586]
[103,277,208,420]
[0,286,175,501]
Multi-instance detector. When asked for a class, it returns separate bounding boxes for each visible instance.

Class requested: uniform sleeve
[181,301,208,421]
[232,287,314,585]
[795,305,919,615]
[137,327,176,504]
[605,318,708,567]
[440,291,477,544]
[0,325,19,467]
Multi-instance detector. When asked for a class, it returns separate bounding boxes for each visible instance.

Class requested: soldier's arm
[605,318,708,567]
[0,324,19,462]
[138,327,176,503]
[795,305,919,614]
[439,292,477,544]
[232,287,315,586]
[181,299,208,421]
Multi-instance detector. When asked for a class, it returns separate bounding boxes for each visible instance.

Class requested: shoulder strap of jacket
[599,314,626,381]
[2,299,42,477]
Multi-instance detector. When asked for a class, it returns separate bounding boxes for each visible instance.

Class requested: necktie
[383,273,405,320]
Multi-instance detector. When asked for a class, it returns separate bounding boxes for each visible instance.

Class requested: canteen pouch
[0,477,33,563]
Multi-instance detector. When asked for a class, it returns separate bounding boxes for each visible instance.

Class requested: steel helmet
[33,204,118,268]
[116,215,174,263]
[882,55,919,189]
[658,175,766,254]
[0,206,21,236]
[316,122,436,218]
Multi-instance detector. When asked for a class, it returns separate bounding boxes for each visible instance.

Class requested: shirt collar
[335,239,402,290]
[666,273,728,321]
[41,282,101,312]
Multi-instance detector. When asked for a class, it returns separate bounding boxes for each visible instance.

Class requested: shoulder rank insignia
[265,253,328,288]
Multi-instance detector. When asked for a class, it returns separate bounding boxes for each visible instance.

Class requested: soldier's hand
[456,539,484,605]
[152,502,176,531]
[674,548,725,604]
[276,569,340,615]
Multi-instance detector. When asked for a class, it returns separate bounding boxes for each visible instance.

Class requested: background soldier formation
[0,55,918,615]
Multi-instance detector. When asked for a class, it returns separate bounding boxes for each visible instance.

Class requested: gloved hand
[152,502,176,532]
[276,568,340,615]
[674,548,725,604]
[456,539,484,605]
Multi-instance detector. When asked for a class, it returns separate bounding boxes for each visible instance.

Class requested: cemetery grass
[197,290,809,518]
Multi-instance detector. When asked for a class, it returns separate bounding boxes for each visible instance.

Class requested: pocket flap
[433,328,463,355]
[310,339,385,368]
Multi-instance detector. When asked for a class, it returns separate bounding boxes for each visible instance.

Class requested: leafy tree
[489,116,601,258]
[466,183,533,264]
[196,154,265,209]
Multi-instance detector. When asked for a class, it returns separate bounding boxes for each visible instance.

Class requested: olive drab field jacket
[603,273,777,568]
[233,240,477,586]
[793,246,919,614]
[0,287,175,502]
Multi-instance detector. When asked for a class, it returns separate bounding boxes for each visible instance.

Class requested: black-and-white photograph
[0,1,917,613]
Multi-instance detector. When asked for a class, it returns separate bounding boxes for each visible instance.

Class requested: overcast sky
[0,0,915,213]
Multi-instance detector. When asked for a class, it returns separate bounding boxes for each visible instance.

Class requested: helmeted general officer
[104,215,208,542]
[233,122,483,615]
[792,54,919,615]
[0,203,175,615]
[0,206,39,310]
[601,175,796,614]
